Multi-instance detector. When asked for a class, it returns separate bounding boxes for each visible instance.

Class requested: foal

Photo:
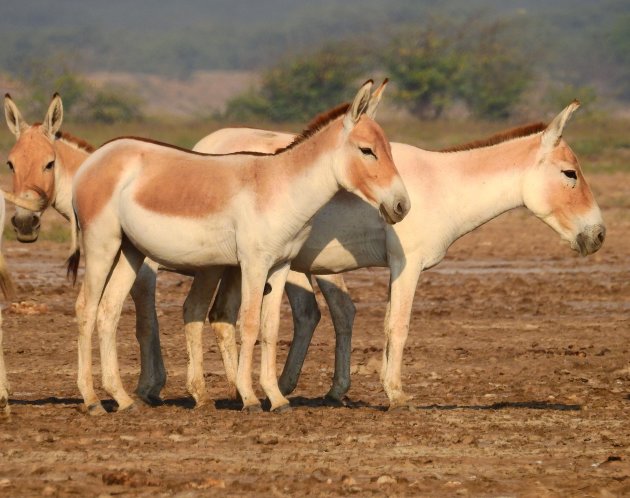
[194,100,605,408]
[69,81,410,413]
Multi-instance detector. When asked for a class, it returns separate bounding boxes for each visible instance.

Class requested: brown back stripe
[101,136,273,157]
[440,122,547,153]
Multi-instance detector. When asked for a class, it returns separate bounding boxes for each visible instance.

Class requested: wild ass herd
[0,79,605,418]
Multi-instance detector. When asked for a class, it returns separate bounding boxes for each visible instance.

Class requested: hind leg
[0,312,9,417]
[97,239,148,411]
[76,230,124,415]
[130,259,166,405]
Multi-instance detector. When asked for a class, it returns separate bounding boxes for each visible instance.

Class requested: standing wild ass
[68,80,410,414]
[2,94,166,405]
[193,100,606,409]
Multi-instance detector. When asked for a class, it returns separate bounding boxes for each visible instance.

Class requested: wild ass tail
[0,253,15,301]
[66,207,81,285]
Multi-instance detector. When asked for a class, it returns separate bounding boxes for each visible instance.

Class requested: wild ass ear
[343,79,373,131]
[42,93,63,139]
[541,100,580,151]
[4,94,28,138]
[365,78,388,119]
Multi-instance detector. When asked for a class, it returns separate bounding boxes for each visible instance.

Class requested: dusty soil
[0,173,629,497]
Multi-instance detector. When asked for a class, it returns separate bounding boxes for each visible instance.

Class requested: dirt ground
[0,173,628,497]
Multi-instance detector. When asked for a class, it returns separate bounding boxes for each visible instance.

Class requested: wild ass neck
[430,132,541,244]
[51,136,91,220]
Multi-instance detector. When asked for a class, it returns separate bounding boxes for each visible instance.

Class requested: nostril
[597,229,605,244]
[394,201,405,216]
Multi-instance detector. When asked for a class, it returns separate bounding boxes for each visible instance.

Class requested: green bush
[224,43,365,123]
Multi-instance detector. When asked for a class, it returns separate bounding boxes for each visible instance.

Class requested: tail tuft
[66,248,80,286]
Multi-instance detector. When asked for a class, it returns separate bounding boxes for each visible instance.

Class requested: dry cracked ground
[0,173,629,497]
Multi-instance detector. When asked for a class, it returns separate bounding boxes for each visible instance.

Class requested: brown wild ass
[68,80,410,414]
[2,94,166,405]
[192,100,606,408]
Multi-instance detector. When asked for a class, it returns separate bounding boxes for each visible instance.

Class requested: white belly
[119,203,238,270]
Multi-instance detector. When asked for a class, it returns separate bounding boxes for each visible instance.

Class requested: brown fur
[441,122,547,153]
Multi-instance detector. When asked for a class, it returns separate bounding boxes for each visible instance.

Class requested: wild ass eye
[359,146,377,159]
[44,160,55,171]
[6,161,14,172]
[562,170,577,180]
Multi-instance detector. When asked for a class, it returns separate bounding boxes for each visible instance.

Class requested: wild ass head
[3,93,62,242]
[522,101,605,255]
[336,80,410,224]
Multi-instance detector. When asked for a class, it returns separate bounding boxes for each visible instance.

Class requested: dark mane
[55,130,95,153]
[276,102,351,153]
[440,122,547,153]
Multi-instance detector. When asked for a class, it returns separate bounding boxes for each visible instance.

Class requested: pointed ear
[343,79,373,131]
[42,93,63,139]
[4,94,28,138]
[541,100,580,150]
[365,78,388,119]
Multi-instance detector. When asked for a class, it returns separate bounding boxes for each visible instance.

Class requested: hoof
[115,401,139,413]
[387,395,414,412]
[270,402,291,413]
[323,395,346,408]
[86,402,107,416]
[135,392,164,407]
[242,403,263,414]
[0,398,9,419]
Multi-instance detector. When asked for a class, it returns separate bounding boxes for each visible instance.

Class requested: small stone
[255,434,279,445]
[42,485,56,496]
[376,475,396,485]
[0,479,10,488]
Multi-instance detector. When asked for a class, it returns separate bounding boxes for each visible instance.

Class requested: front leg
[316,274,356,401]
[381,254,423,409]
[279,271,321,396]
[236,262,271,412]
[183,268,222,407]
[0,312,9,417]
[259,263,292,411]
[130,259,166,405]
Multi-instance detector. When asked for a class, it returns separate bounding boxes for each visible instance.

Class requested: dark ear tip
[52,92,61,99]
[4,93,11,100]
[361,78,374,87]
[382,77,390,84]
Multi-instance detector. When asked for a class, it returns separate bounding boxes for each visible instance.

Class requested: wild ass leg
[259,263,292,412]
[381,254,423,410]
[183,268,222,407]
[208,266,241,399]
[76,233,124,415]
[316,274,356,402]
[0,312,9,417]
[130,259,166,405]
[236,261,272,412]
[278,271,321,396]
[96,240,147,411]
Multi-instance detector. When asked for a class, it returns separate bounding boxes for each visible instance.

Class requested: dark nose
[11,213,41,239]
[595,225,606,245]
[393,198,410,218]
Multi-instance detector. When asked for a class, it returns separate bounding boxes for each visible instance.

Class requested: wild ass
[68,81,410,414]
[193,100,606,409]
[0,198,17,418]
[3,94,167,405]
